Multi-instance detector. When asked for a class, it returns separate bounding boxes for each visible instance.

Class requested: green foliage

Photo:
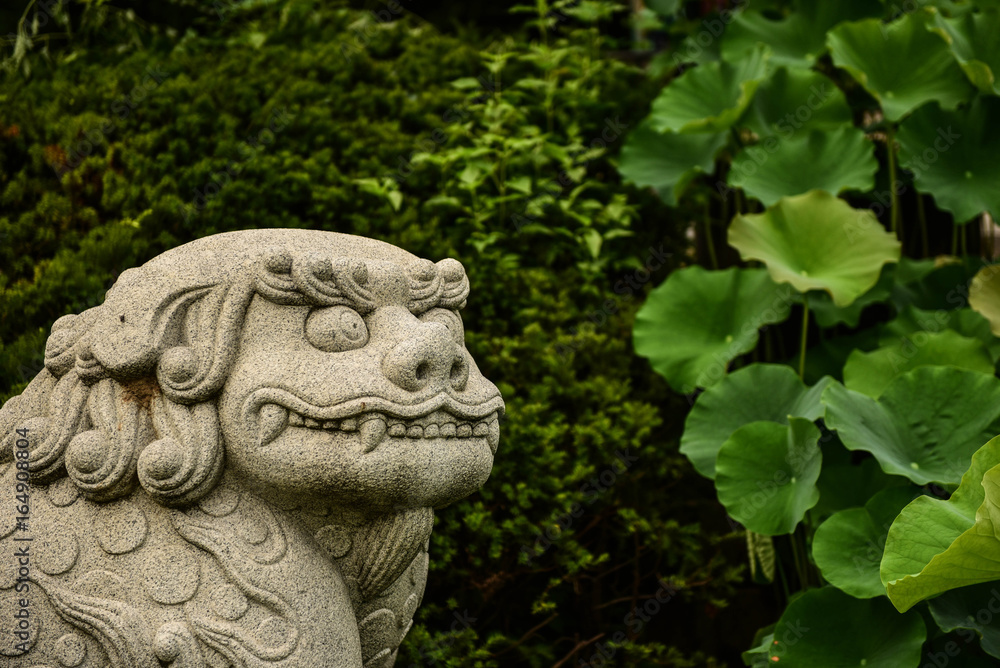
[0,1,742,665]
[619,0,1000,663]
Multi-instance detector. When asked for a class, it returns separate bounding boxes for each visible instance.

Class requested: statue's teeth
[407,425,424,439]
[323,420,338,430]
[440,423,456,438]
[487,418,500,454]
[388,423,406,437]
[359,415,387,453]
[340,418,357,432]
[457,424,472,438]
[258,404,289,447]
[473,422,488,437]
[288,412,305,427]
[423,424,439,438]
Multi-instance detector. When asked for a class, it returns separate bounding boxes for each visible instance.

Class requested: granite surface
[0,229,503,667]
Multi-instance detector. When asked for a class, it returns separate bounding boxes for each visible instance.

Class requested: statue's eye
[419,308,464,345]
[305,306,369,352]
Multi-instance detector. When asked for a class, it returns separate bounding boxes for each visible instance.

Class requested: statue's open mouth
[242,389,505,454]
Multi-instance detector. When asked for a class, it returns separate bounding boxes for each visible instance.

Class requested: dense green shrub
[1,1,746,665]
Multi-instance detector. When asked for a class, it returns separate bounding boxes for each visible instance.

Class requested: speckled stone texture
[0,229,504,668]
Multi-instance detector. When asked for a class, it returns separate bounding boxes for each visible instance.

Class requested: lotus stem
[704,197,718,270]
[917,193,928,258]
[886,126,901,236]
[798,301,809,381]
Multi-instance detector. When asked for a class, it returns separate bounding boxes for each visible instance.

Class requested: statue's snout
[382,321,469,393]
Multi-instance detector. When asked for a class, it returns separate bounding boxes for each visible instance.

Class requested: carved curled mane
[0,248,470,507]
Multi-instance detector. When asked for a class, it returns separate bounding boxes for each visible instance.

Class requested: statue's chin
[226,424,496,511]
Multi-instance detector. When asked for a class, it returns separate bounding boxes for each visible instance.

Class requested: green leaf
[813,456,909,522]
[729,127,878,206]
[928,582,1000,659]
[828,11,973,122]
[813,487,922,598]
[647,44,769,133]
[728,190,902,307]
[882,435,1000,612]
[880,305,1000,361]
[715,417,822,535]
[931,9,1000,94]
[633,267,794,392]
[721,1,881,69]
[681,363,830,479]
[766,587,925,666]
[618,121,728,206]
[970,264,1000,337]
[843,330,995,398]
[897,97,1000,223]
[739,67,853,138]
[807,265,893,329]
[823,367,1000,485]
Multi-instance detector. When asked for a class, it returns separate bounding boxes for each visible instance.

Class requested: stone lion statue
[0,229,503,668]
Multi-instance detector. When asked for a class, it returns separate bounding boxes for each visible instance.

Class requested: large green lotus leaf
[813,456,909,522]
[897,97,1000,223]
[767,587,925,666]
[681,363,831,479]
[882,435,1000,590]
[823,367,1000,485]
[890,256,985,310]
[728,190,902,307]
[931,10,1000,94]
[882,435,1000,612]
[715,417,822,535]
[813,487,923,599]
[929,581,1000,659]
[721,1,881,69]
[843,329,995,398]
[880,305,1000,361]
[647,44,769,134]
[618,121,728,206]
[633,267,793,392]
[729,127,878,206]
[807,265,893,329]
[739,67,853,138]
[828,11,973,121]
[970,264,1000,337]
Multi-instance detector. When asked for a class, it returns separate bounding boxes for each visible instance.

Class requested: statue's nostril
[415,362,430,382]
[450,356,469,391]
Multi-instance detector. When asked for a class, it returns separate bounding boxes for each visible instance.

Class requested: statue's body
[0,230,503,667]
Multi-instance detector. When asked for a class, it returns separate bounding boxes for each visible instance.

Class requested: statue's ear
[0,369,57,464]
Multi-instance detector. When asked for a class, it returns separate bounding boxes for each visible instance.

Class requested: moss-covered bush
[1,1,745,664]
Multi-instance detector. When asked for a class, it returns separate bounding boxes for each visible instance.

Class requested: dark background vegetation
[0,1,761,665]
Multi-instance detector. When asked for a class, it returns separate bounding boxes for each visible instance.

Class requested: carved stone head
[0,229,503,667]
